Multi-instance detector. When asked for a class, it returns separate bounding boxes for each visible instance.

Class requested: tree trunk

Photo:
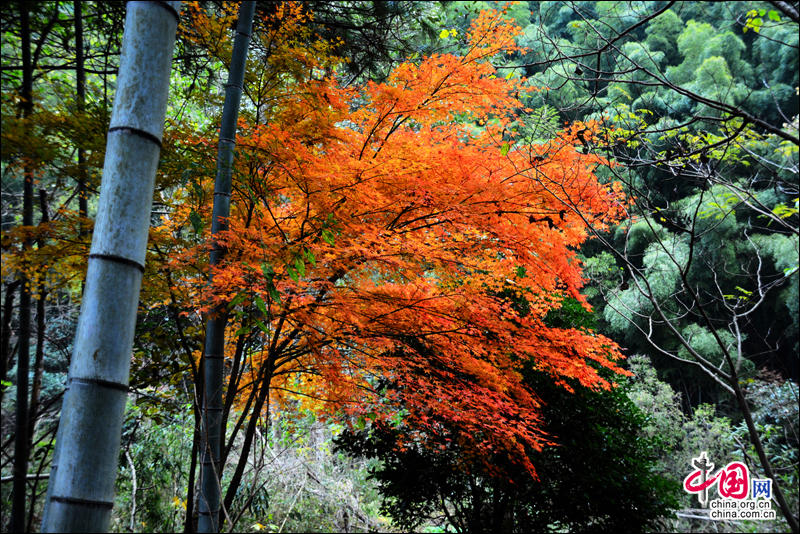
[728,365,799,533]
[198,2,256,532]
[40,2,182,531]
[0,279,21,401]
[184,403,201,534]
[75,0,89,237]
[27,189,50,448]
[185,330,204,534]
[11,3,34,531]
[220,365,272,531]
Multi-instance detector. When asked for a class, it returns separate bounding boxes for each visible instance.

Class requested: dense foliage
[335,357,681,533]
[1,1,797,532]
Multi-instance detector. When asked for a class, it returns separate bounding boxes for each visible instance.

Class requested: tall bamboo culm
[40,2,182,532]
[198,3,256,532]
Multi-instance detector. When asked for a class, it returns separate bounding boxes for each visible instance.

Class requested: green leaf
[267,281,281,304]
[234,326,252,337]
[500,143,510,156]
[192,181,204,199]
[306,249,316,266]
[229,292,247,308]
[189,210,204,235]
[294,257,305,277]
[735,286,753,297]
[253,319,270,334]
[261,263,275,281]
[254,295,269,317]
[768,10,780,21]
[287,266,299,283]
[322,229,335,245]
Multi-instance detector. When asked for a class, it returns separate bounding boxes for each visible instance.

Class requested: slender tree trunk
[40,3,182,531]
[12,100,32,534]
[728,368,799,533]
[28,290,46,443]
[185,342,204,534]
[218,333,246,471]
[12,4,34,531]
[0,279,21,399]
[198,3,255,532]
[184,406,201,533]
[28,189,51,447]
[75,0,88,236]
[27,423,57,532]
[221,366,272,530]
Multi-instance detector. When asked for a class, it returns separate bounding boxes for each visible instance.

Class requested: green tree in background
[512,1,798,530]
[335,299,681,532]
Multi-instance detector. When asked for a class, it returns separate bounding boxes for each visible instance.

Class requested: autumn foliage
[2,3,629,480]
[138,3,630,479]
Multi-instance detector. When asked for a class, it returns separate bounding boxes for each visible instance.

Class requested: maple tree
[150,3,631,508]
[1,3,637,529]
